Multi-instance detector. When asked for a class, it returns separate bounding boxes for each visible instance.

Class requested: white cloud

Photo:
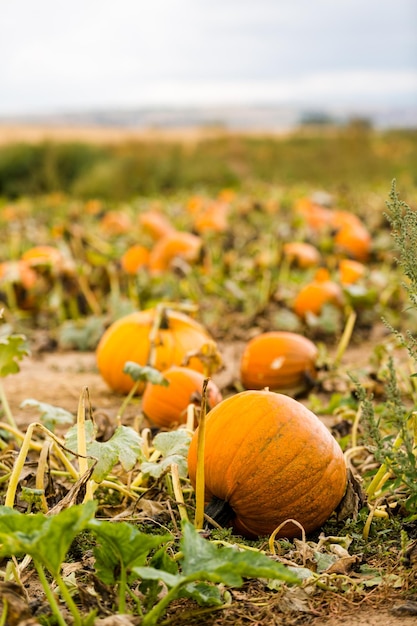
[0,0,416,114]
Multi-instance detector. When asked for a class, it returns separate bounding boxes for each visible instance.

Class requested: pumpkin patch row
[0,190,378,335]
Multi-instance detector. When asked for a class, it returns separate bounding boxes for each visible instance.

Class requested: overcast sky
[1,0,416,115]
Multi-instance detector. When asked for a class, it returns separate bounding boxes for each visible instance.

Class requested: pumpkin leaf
[65,422,144,482]
[0,501,97,576]
[20,398,74,431]
[141,430,191,478]
[88,518,171,585]
[123,361,169,386]
[0,333,30,377]
[179,520,300,586]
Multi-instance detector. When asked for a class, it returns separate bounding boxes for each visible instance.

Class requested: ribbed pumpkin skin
[142,366,223,429]
[187,390,347,538]
[96,309,212,394]
[240,331,318,392]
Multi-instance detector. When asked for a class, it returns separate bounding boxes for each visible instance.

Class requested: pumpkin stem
[204,496,235,528]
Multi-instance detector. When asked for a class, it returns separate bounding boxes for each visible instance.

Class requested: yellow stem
[334,308,357,366]
[366,432,403,499]
[194,378,209,529]
[171,463,189,522]
[76,387,94,502]
[35,441,51,513]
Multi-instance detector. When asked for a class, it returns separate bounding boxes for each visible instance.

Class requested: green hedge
[0,129,416,200]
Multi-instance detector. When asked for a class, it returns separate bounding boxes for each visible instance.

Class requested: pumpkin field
[1,127,417,625]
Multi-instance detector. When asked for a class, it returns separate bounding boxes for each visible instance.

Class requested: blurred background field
[0,125,416,200]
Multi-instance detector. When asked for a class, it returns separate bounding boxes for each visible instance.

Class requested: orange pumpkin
[138,210,175,241]
[295,197,332,230]
[338,259,366,285]
[96,308,214,394]
[120,244,150,274]
[240,331,318,394]
[142,366,222,429]
[148,231,203,274]
[21,245,63,268]
[282,242,321,268]
[0,260,37,290]
[293,268,344,318]
[99,211,132,235]
[187,389,347,538]
[334,222,371,261]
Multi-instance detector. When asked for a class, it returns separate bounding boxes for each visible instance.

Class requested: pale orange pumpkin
[187,389,347,538]
[138,210,175,241]
[334,223,371,261]
[96,308,214,394]
[120,244,150,274]
[338,259,367,285]
[240,331,318,394]
[142,366,222,429]
[148,231,203,274]
[293,268,344,318]
[282,242,321,268]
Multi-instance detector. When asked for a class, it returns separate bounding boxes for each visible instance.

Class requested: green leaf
[0,333,30,377]
[180,521,300,587]
[141,430,191,479]
[88,518,171,585]
[0,501,97,575]
[180,582,224,606]
[123,361,169,385]
[65,422,144,482]
[20,399,74,431]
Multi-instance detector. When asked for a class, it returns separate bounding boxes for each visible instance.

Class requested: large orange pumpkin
[96,308,213,394]
[142,366,222,429]
[187,390,347,538]
[240,331,318,394]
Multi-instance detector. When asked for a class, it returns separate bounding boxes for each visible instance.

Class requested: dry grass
[0,123,293,146]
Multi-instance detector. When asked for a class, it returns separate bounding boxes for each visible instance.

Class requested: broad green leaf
[133,567,224,607]
[20,399,74,431]
[65,422,144,482]
[123,361,169,385]
[141,430,191,479]
[0,333,30,377]
[180,582,224,606]
[133,566,181,588]
[180,521,300,587]
[152,430,191,457]
[0,501,96,575]
[88,518,171,585]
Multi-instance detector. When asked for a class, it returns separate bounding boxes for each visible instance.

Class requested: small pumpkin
[21,245,64,268]
[120,244,150,274]
[282,242,321,268]
[148,231,203,274]
[187,389,347,538]
[338,259,366,285]
[142,366,222,429]
[295,197,332,231]
[96,308,214,394]
[99,211,132,235]
[334,222,371,262]
[293,268,344,318]
[138,210,175,241]
[240,331,318,394]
